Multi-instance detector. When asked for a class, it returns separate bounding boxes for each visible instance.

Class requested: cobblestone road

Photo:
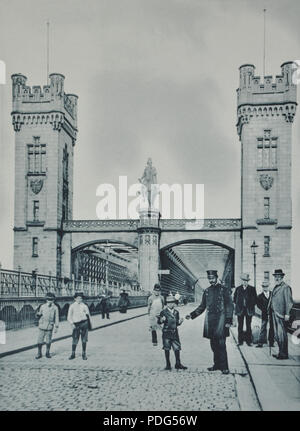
[0,305,259,411]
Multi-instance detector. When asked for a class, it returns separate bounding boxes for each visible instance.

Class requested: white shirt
[67,302,90,324]
[263,291,270,299]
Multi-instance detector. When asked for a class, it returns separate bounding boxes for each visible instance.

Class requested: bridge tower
[11,73,78,277]
[237,62,297,286]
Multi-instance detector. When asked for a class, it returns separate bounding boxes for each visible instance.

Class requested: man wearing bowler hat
[186,270,233,374]
[67,292,91,360]
[256,281,274,348]
[35,292,59,359]
[233,273,257,346]
[268,269,293,359]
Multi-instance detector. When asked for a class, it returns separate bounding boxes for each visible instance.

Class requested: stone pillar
[138,210,160,293]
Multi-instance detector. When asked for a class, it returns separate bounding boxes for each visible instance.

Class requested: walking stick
[268,312,272,356]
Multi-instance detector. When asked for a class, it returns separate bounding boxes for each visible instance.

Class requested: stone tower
[237,62,297,286]
[11,73,78,277]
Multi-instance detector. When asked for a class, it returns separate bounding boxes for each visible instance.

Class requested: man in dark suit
[256,281,274,348]
[233,273,257,346]
[186,270,233,374]
[268,269,293,359]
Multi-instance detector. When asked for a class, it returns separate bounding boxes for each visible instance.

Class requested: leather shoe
[45,352,51,358]
[69,354,75,360]
[207,365,219,371]
[35,354,42,360]
[256,344,263,348]
[82,353,87,360]
[175,363,187,370]
[165,364,172,371]
[272,354,288,360]
[246,342,252,346]
[222,369,230,375]
[237,342,243,346]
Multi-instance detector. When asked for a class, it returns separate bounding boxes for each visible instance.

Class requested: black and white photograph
[0,0,299,417]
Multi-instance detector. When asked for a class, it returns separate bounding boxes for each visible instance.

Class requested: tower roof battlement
[237,62,297,107]
[11,73,78,131]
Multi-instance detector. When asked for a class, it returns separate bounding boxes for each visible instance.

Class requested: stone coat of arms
[30,179,44,194]
[259,174,274,191]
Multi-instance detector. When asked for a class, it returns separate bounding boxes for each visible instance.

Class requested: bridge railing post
[17,266,21,296]
[88,277,92,297]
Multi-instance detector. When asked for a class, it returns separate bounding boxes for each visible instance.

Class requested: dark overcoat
[118,292,130,312]
[190,283,233,339]
[233,285,257,316]
[267,282,293,319]
[99,296,111,313]
[256,292,271,320]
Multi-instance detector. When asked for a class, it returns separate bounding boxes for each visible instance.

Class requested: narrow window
[264,236,270,256]
[33,201,39,221]
[264,197,270,219]
[32,237,38,257]
[27,138,46,173]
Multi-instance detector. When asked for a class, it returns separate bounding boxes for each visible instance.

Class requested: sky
[0,0,299,293]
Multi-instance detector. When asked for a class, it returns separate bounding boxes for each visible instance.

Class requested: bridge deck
[0,305,299,411]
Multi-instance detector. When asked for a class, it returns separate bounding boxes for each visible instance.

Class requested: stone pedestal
[138,210,160,293]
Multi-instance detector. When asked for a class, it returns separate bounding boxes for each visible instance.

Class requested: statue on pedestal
[139,158,159,210]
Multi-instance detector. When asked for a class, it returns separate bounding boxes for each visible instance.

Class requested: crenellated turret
[237,62,297,139]
[11,73,78,136]
[237,62,297,109]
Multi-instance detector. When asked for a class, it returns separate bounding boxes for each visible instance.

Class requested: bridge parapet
[63,219,139,232]
[64,218,242,232]
[160,218,242,231]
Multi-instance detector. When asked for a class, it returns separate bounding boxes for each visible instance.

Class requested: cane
[268,312,272,356]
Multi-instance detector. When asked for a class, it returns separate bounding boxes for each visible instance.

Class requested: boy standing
[68,292,91,360]
[148,283,164,346]
[158,295,187,370]
[35,292,59,359]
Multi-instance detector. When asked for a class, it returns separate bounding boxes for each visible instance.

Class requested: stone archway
[160,238,235,300]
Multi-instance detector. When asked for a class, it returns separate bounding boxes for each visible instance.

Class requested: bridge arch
[160,238,234,253]
[72,238,138,253]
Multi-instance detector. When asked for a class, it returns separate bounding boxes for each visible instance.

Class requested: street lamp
[250,240,258,288]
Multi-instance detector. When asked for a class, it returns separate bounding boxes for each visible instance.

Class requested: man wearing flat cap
[186,270,233,374]
[233,273,257,346]
[268,269,293,359]
[256,281,274,348]
[35,292,59,359]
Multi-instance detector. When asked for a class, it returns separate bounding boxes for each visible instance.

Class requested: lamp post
[251,240,258,289]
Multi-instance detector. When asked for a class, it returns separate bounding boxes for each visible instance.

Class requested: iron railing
[0,266,146,298]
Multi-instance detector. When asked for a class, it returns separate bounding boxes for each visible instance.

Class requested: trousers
[272,311,289,357]
[210,337,229,370]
